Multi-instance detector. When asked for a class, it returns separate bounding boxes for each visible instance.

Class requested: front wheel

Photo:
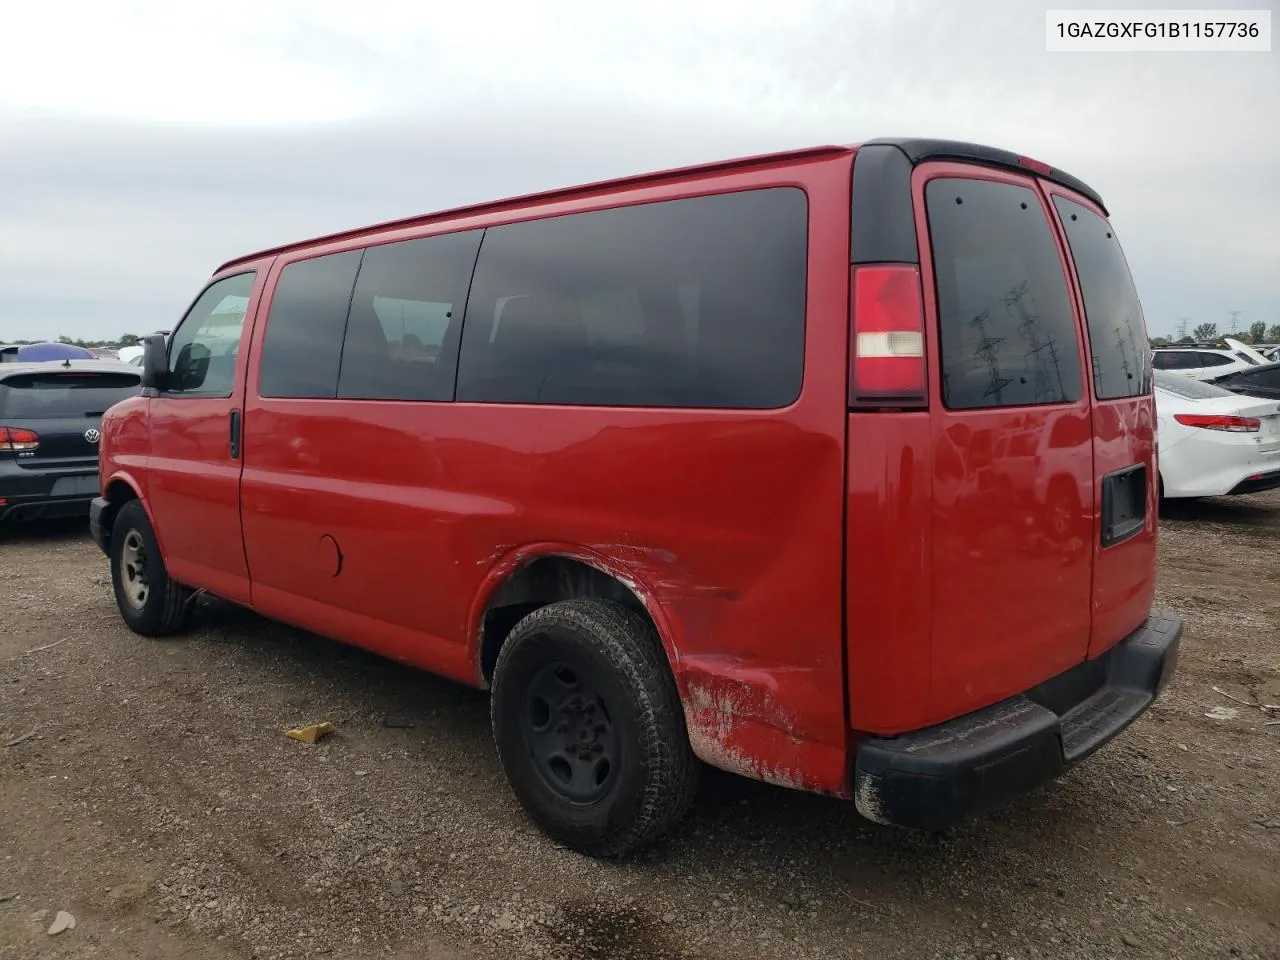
[109,500,193,637]
[490,598,698,858]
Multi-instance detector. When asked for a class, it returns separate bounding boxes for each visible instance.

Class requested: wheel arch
[469,544,680,690]
[98,474,153,554]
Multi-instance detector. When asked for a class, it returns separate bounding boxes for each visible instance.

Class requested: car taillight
[850,263,927,407]
[1173,413,1260,433]
[0,426,40,452]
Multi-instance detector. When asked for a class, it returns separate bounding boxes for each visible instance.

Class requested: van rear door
[915,162,1096,724]
[1044,187,1157,655]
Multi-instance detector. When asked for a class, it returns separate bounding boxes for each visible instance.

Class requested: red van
[91,138,1181,857]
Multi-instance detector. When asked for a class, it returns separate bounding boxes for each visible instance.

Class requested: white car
[1154,370,1280,499]
[1151,338,1270,381]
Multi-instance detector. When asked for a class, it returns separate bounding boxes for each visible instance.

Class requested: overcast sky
[1,0,1275,342]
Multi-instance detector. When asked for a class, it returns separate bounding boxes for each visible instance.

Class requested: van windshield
[0,371,142,419]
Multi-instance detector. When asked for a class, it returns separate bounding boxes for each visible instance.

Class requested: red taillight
[0,426,40,452]
[850,264,927,407]
[1017,155,1053,176]
[1173,413,1260,433]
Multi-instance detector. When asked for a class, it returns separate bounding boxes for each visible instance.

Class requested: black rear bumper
[0,464,101,523]
[0,496,96,523]
[1228,470,1280,496]
[852,611,1182,831]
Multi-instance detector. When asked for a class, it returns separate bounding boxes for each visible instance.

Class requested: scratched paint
[681,680,809,792]
[853,775,890,825]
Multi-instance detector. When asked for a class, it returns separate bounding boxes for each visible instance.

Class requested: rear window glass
[1153,371,1237,400]
[926,178,1083,410]
[455,188,808,408]
[1052,196,1151,400]
[0,371,141,418]
[1239,365,1280,388]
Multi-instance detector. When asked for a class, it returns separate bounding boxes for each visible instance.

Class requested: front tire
[490,598,698,858]
[109,500,192,637]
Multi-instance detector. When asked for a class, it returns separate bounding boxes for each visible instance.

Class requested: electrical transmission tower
[1229,311,1242,334]
[1113,326,1134,386]
[969,309,1013,404]
[1005,282,1063,401]
[1177,318,1189,340]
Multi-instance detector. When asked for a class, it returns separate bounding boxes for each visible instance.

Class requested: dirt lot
[2,499,1278,960]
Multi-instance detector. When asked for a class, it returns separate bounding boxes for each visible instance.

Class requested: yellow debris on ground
[285,722,335,744]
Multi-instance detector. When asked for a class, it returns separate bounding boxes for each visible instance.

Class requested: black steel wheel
[522,659,623,804]
[490,598,698,858]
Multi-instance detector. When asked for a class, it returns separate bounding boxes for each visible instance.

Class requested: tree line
[1150,321,1279,347]
[0,334,143,348]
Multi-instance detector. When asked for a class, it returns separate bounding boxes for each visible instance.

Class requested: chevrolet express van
[91,138,1182,857]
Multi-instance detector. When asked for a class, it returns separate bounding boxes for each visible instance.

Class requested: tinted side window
[165,272,255,396]
[926,179,1082,410]
[1197,353,1233,368]
[456,188,808,408]
[1052,196,1150,400]
[259,251,362,399]
[1168,352,1200,370]
[338,231,482,401]
[1151,351,1179,370]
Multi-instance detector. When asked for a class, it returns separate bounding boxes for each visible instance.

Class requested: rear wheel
[109,500,193,636]
[490,598,698,858]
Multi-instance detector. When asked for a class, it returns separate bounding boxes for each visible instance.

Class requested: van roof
[215,138,1106,274]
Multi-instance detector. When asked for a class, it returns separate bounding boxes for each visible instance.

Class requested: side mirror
[140,333,169,392]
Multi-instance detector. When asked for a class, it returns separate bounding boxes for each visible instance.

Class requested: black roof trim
[850,144,919,265]
[863,138,1107,214]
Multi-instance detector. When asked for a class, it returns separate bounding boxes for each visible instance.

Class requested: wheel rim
[521,659,621,804]
[120,529,150,610]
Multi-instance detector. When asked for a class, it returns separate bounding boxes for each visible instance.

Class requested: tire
[109,499,193,637]
[490,598,699,858]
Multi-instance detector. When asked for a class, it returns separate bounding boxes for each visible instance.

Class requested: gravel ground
[1,497,1278,960]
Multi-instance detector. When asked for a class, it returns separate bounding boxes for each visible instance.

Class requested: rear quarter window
[1052,196,1151,400]
[455,187,808,409]
[0,371,141,418]
[926,178,1083,410]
